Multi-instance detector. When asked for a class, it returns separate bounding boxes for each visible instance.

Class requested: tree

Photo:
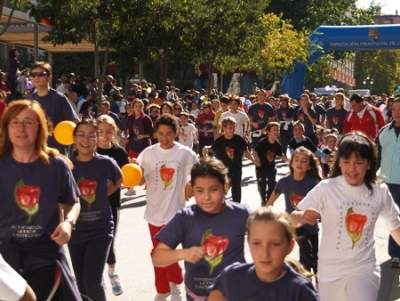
[218,13,309,81]
[28,0,140,106]
[0,0,31,37]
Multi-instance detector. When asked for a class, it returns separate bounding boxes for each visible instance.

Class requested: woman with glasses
[0,100,81,300]
[69,119,122,301]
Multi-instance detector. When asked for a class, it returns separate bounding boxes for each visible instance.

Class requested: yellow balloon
[121,164,142,188]
[54,121,76,145]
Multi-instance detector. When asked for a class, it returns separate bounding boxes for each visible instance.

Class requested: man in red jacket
[343,93,386,140]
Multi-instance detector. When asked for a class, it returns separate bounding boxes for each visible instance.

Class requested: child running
[208,206,320,301]
[69,119,123,301]
[253,122,289,206]
[96,115,129,296]
[267,147,322,275]
[202,117,256,203]
[292,131,400,301]
[152,157,251,301]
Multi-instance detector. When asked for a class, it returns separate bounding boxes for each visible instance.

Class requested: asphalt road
[94,158,400,301]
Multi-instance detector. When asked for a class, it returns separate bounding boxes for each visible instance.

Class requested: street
[99,158,400,301]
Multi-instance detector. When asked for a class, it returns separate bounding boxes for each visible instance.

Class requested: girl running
[97,115,129,296]
[292,131,400,301]
[267,147,322,275]
[68,119,122,301]
[208,206,320,301]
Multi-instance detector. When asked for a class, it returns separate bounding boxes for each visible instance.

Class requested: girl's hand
[302,208,320,225]
[183,246,204,264]
[303,106,309,114]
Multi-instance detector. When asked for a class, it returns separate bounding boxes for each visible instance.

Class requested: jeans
[68,236,112,301]
[228,169,242,203]
[256,168,277,204]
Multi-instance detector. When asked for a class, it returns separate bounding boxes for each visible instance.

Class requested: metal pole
[34,23,39,62]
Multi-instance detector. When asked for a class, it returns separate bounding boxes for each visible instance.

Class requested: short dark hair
[155,113,179,133]
[349,94,363,103]
[190,157,228,187]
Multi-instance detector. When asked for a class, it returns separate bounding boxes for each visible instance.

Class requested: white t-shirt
[0,254,26,301]
[297,175,400,282]
[137,143,198,226]
[218,110,249,137]
[179,124,197,148]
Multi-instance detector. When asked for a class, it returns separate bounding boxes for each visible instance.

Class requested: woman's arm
[51,201,81,245]
[208,290,227,301]
[152,242,204,267]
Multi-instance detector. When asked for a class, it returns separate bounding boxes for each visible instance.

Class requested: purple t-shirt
[155,201,251,297]
[274,174,319,235]
[69,153,122,243]
[29,89,79,155]
[295,107,317,136]
[0,155,79,243]
[326,107,348,134]
[276,106,295,123]
[210,262,320,301]
[248,102,276,131]
[129,117,146,152]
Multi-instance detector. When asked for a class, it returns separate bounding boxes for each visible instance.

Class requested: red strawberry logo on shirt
[258,110,264,119]
[14,179,40,223]
[201,229,230,275]
[78,176,97,209]
[290,192,304,210]
[345,207,367,249]
[298,113,305,122]
[266,151,275,162]
[133,125,140,136]
[281,111,287,118]
[332,116,339,125]
[226,147,234,161]
[160,164,175,190]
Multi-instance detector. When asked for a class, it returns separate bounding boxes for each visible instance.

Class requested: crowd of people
[0,58,400,301]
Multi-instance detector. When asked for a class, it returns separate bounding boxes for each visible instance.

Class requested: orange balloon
[121,164,142,188]
[54,121,76,145]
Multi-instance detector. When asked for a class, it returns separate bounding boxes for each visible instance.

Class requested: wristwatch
[64,218,76,230]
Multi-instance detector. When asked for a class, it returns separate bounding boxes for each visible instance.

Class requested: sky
[357,0,399,15]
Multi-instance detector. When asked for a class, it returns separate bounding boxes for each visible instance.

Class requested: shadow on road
[121,200,147,209]
[241,176,257,186]
[377,260,400,301]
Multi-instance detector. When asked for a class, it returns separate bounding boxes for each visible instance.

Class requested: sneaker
[391,257,400,268]
[125,187,136,196]
[169,282,182,301]
[154,293,170,301]
[109,273,124,296]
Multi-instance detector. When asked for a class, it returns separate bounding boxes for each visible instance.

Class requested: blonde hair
[96,115,119,145]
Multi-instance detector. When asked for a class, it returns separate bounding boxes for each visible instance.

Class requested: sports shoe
[169,282,182,301]
[391,257,400,268]
[154,293,170,301]
[125,187,136,196]
[109,273,124,296]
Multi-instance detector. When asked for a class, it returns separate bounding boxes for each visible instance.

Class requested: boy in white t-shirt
[217,95,249,138]
[0,254,36,301]
[179,111,198,149]
[135,113,199,301]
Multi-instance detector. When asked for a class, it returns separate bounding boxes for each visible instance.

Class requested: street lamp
[362,75,374,89]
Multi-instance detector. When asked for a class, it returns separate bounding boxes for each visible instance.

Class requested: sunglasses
[174,107,182,110]
[30,71,48,78]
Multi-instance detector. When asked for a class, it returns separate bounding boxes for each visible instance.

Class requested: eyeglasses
[174,107,182,111]
[30,71,48,78]
[75,133,97,140]
[9,120,38,128]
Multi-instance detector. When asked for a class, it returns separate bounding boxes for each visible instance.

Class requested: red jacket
[343,103,385,140]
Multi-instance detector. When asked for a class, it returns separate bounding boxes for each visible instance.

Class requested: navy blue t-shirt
[0,155,79,243]
[326,107,348,134]
[210,262,320,301]
[274,174,319,235]
[248,102,276,131]
[29,89,80,155]
[70,154,122,243]
[295,107,317,136]
[156,201,251,297]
